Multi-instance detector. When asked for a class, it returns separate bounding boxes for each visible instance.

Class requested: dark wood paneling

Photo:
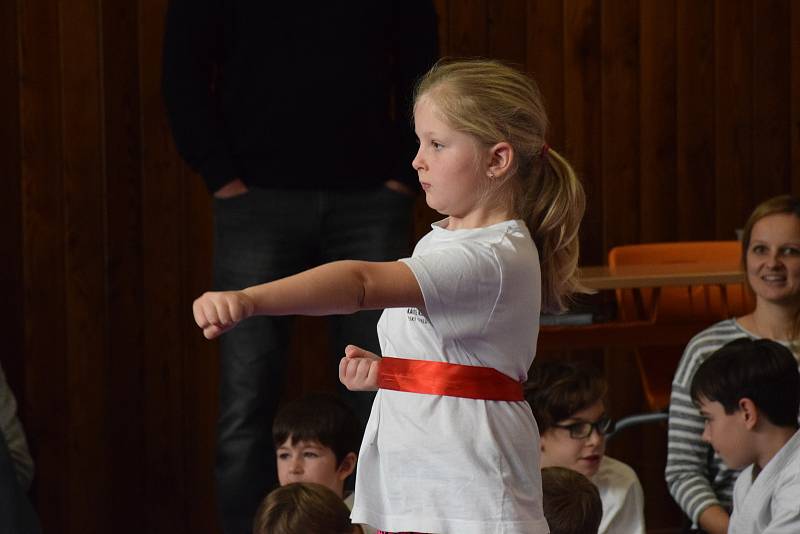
[753,0,791,201]
[526,0,565,149]
[640,0,677,243]
[0,0,24,406]
[60,1,109,532]
[488,0,526,66]
[677,0,716,241]
[563,0,602,265]
[448,0,487,57]
[794,2,800,195]
[715,0,754,238]
[18,0,68,531]
[102,1,146,531]
[140,0,187,531]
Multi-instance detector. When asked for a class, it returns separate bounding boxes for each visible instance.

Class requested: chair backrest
[609,241,754,323]
[608,241,755,411]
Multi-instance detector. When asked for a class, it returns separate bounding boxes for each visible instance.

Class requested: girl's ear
[486,142,514,179]
[337,452,357,480]
[738,398,759,430]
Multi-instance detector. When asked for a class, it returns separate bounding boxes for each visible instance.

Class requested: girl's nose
[412,148,425,172]
[289,458,303,473]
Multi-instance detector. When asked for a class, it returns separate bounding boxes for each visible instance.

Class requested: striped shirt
[665,319,753,524]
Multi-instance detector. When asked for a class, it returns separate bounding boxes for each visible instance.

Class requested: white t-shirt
[591,456,646,534]
[350,219,546,534]
[729,428,800,534]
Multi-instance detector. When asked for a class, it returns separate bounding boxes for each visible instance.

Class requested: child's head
[253,482,359,534]
[691,338,800,469]
[541,466,602,534]
[525,361,611,478]
[412,58,586,312]
[272,394,361,497]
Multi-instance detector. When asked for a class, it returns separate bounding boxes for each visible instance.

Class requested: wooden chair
[608,241,755,434]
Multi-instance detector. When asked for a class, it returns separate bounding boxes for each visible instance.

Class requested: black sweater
[162,1,438,193]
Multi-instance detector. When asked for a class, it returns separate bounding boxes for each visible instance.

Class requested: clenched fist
[339,345,381,391]
[193,290,255,339]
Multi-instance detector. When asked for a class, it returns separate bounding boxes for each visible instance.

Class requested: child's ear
[738,398,759,430]
[486,142,514,179]
[337,452,357,480]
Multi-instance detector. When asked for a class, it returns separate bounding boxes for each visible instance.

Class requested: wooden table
[578,263,745,290]
[538,263,746,350]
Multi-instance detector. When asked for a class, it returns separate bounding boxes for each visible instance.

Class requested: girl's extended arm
[193,260,423,339]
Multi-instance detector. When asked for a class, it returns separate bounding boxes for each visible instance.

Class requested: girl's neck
[446,203,516,231]
[743,300,799,341]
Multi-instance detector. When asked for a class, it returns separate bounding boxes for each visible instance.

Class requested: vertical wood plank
[102,0,146,530]
[432,0,449,56]
[527,0,565,150]
[789,2,800,195]
[0,0,25,404]
[563,0,603,265]
[640,0,677,243]
[793,1,800,195]
[59,0,109,532]
[487,0,526,65]
[140,0,186,531]
[448,0,488,56]
[182,170,219,534]
[676,0,716,240]
[753,0,791,202]
[18,0,68,531]
[601,0,640,249]
[715,0,754,238]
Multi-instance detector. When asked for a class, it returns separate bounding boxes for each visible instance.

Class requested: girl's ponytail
[523,147,587,313]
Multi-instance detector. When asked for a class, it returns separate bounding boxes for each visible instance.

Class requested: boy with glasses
[525,361,645,534]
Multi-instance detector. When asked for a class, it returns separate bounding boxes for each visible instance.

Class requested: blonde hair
[740,195,800,349]
[414,58,586,312]
[253,483,354,534]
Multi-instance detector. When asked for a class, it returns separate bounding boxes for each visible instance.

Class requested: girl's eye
[431,141,443,150]
[781,247,800,256]
[303,452,319,458]
[752,245,767,254]
[277,453,290,460]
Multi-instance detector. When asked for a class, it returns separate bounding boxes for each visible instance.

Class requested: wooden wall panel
[4,2,800,533]
[60,1,109,532]
[640,0,677,243]
[18,0,68,531]
[102,1,146,531]
[563,0,602,265]
[715,0,754,239]
[676,0,716,241]
[753,0,791,201]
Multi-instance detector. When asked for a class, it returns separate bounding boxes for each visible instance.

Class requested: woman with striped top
[665,195,800,534]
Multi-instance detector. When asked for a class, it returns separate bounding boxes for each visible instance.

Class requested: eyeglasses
[552,416,615,439]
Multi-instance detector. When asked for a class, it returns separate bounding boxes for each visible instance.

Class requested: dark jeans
[213,186,413,534]
[0,431,40,534]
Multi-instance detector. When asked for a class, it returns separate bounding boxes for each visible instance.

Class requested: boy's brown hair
[541,466,602,534]
[253,482,354,534]
[272,393,362,465]
[524,361,607,433]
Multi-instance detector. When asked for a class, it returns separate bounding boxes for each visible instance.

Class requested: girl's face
[745,213,800,307]
[539,399,607,479]
[412,96,491,227]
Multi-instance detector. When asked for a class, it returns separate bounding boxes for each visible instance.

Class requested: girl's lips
[420,182,431,190]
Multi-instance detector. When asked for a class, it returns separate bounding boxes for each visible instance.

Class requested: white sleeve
[401,243,501,340]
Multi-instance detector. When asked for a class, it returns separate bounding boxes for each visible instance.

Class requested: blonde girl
[194,58,585,533]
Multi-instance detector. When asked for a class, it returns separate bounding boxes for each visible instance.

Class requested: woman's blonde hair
[414,58,586,312]
[253,483,354,534]
[741,194,800,348]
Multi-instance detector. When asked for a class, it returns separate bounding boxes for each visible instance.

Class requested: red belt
[377,357,524,401]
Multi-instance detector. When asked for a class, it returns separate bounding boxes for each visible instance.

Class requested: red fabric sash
[378,357,524,401]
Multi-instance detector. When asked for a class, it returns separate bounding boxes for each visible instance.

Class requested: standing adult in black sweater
[162,3,438,533]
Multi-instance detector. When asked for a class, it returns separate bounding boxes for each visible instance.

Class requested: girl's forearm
[242,260,368,317]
